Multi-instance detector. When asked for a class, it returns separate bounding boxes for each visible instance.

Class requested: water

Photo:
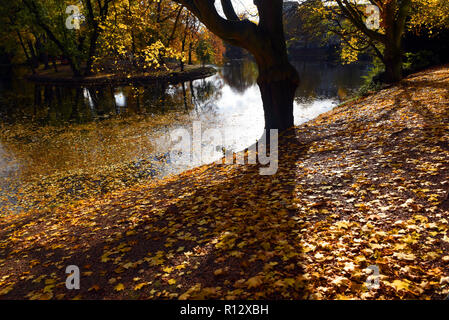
[0,59,370,213]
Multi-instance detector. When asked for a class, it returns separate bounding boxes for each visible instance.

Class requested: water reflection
[221,59,259,93]
[0,59,370,126]
[0,59,370,213]
[0,58,371,175]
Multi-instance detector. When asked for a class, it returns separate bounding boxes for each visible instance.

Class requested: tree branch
[174,0,260,49]
[335,0,386,43]
[220,0,239,21]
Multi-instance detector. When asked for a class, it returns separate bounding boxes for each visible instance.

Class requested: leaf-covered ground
[0,66,448,300]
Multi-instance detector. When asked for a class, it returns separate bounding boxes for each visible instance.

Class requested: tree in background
[403,0,449,72]
[195,37,214,66]
[93,0,183,74]
[7,0,221,77]
[0,2,37,73]
[19,0,115,76]
[321,0,412,83]
[283,0,332,54]
[409,0,449,34]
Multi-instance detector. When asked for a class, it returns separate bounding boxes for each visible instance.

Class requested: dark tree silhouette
[174,0,300,131]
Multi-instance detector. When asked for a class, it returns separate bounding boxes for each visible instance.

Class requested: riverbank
[0,65,448,300]
[26,65,217,86]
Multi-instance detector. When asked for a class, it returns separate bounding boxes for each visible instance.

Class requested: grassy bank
[0,66,448,300]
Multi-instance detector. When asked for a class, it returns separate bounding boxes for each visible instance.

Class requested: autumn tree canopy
[1,0,222,76]
[320,0,449,83]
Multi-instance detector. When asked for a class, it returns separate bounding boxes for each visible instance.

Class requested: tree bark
[382,0,410,83]
[253,0,299,131]
[175,0,299,131]
[84,0,112,76]
[383,43,402,83]
[84,0,100,76]
[188,42,193,65]
[16,31,35,74]
[257,63,298,131]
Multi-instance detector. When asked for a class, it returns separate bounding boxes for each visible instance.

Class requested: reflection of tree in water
[120,77,225,115]
[292,61,371,103]
[23,77,225,125]
[33,85,94,125]
[190,77,224,113]
[139,82,170,114]
[220,59,258,93]
[26,84,125,125]
[3,60,371,126]
[292,61,323,103]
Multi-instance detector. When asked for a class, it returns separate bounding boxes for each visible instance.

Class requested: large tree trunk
[252,0,299,131]
[384,42,403,83]
[256,61,298,131]
[382,1,403,83]
[381,0,411,83]
[177,0,299,131]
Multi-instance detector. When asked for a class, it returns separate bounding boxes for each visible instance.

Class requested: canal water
[0,59,370,214]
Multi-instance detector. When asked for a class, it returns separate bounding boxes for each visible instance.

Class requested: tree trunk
[84,31,99,76]
[384,43,403,83]
[252,0,299,131]
[382,0,408,83]
[180,18,189,72]
[27,39,39,68]
[52,57,58,72]
[16,31,35,74]
[188,42,193,65]
[176,0,299,131]
[84,0,110,76]
[257,62,298,131]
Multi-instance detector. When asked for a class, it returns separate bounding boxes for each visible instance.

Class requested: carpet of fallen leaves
[0,66,448,300]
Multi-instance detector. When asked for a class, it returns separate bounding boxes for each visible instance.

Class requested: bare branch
[220,0,239,21]
[174,0,260,49]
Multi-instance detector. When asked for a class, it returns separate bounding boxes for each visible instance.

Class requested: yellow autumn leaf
[246,276,263,289]
[134,283,149,291]
[114,283,125,291]
[163,267,173,273]
[390,280,410,292]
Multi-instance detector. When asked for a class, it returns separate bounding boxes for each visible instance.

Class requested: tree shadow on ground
[0,129,313,300]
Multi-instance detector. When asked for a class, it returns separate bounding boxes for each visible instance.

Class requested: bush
[403,50,440,75]
[357,59,384,97]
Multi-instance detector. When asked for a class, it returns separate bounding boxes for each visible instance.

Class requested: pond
[0,59,371,214]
